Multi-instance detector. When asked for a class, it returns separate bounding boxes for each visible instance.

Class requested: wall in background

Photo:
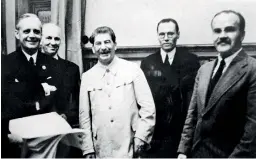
[85,0,256,47]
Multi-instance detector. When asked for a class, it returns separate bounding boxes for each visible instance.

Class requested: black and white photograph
[1,0,256,158]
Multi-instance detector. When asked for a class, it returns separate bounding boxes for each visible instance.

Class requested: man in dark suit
[41,23,80,127]
[140,18,200,158]
[178,10,256,158]
[41,23,81,158]
[2,13,59,158]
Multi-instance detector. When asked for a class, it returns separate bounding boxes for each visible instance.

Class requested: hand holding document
[9,112,84,139]
[9,112,85,158]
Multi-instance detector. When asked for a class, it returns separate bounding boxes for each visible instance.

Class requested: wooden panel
[82,44,256,72]
[29,0,51,23]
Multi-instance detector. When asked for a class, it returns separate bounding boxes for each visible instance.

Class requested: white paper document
[9,112,84,139]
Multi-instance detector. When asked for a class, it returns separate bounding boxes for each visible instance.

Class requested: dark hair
[90,26,116,44]
[157,18,179,33]
[16,13,41,30]
[211,10,245,31]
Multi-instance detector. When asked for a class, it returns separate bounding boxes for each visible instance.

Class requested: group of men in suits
[2,8,256,158]
[2,13,80,157]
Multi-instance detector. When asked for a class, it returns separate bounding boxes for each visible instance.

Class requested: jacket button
[106,69,110,73]
[111,119,114,123]
[109,106,112,110]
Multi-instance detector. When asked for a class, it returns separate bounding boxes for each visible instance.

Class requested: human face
[212,13,245,58]
[92,33,116,66]
[15,17,42,55]
[41,25,61,56]
[158,22,179,52]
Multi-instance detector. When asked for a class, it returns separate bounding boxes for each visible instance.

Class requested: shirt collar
[96,56,118,78]
[53,54,59,60]
[160,47,176,63]
[217,48,242,67]
[22,50,38,64]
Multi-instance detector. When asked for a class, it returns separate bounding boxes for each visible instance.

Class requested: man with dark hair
[2,13,59,157]
[178,10,256,158]
[79,26,156,158]
[140,18,200,158]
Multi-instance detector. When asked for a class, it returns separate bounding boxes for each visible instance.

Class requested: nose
[100,43,107,50]
[50,39,57,45]
[219,31,227,38]
[164,33,169,41]
[28,31,36,38]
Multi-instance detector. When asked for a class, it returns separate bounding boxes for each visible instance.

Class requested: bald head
[41,23,61,57]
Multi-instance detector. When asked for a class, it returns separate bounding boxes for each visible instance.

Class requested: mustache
[217,38,231,45]
[99,49,111,54]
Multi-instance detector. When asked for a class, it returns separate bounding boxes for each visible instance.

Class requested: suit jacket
[53,56,80,127]
[140,47,200,156]
[178,50,256,158]
[2,48,60,157]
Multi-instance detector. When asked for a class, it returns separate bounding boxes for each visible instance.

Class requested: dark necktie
[29,57,34,66]
[206,58,226,106]
[211,59,226,89]
[164,54,170,65]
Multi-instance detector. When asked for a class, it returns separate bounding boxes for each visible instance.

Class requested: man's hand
[134,137,147,156]
[178,153,187,159]
[8,134,23,144]
[84,152,96,158]
[41,83,57,96]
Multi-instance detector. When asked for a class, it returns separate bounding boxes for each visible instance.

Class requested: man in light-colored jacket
[79,26,156,158]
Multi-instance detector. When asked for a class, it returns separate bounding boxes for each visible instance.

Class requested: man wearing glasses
[140,18,200,158]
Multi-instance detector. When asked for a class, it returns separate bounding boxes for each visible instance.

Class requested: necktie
[164,54,170,65]
[29,57,34,66]
[206,59,226,106]
[211,59,226,89]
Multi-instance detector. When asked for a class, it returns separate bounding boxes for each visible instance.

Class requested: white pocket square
[47,76,52,80]
[14,78,19,82]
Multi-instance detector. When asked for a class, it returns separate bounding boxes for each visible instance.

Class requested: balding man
[41,23,80,127]
[178,10,256,158]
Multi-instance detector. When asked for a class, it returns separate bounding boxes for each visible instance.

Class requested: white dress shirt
[22,50,38,65]
[160,47,176,65]
[212,48,242,77]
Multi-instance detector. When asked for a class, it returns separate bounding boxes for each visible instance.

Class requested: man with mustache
[140,18,200,157]
[2,13,59,157]
[79,26,155,158]
[41,23,80,127]
[178,10,256,158]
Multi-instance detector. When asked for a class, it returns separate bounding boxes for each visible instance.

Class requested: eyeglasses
[158,32,176,39]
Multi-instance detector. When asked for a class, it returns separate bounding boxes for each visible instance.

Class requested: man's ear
[114,43,117,51]
[15,29,19,39]
[92,46,95,54]
[240,31,245,42]
[177,31,180,39]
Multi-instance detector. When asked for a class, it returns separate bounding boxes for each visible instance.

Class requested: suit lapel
[155,51,163,65]
[202,50,248,116]
[15,49,32,76]
[198,60,215,112]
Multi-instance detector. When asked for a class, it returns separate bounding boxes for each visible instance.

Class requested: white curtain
[51,0,86,74]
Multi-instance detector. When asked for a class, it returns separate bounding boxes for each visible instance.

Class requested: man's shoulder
[6,50,20,59]
[142,51,160,61]
[59,58,79,70]
[176,47,199,61]
[117,57,140,71]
